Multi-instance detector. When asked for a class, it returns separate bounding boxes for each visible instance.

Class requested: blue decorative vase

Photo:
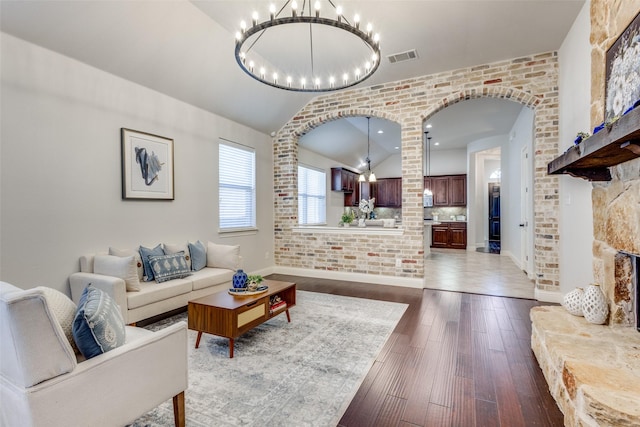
[232,269,248,289]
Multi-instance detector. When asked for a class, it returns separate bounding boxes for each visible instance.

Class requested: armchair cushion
[38,286,79,354]
[148,253,192,283]
[72,286,125,359]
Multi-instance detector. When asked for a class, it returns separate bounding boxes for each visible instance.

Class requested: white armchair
[0,281,188,427]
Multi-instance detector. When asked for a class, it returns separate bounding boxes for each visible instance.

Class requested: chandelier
[234,1,381,92]
[359,117,376,183]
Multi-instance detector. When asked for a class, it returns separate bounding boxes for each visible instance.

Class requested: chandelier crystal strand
[235,0,381,92]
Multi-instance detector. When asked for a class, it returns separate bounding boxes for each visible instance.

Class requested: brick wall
[274,52,561,290]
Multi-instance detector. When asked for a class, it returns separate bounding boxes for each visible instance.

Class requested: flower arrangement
[358,198,375,219]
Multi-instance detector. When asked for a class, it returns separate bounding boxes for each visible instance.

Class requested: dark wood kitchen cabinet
[423,174,467,206]
[372,178,402,207]
[331,168,358,192]
[431,221,467,249]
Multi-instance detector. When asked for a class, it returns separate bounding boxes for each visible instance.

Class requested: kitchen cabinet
[423,174,467,206]
[331,168,358,192]
[431,221,467,249]
[372,178,402,207]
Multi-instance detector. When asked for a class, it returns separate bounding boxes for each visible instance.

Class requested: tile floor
[424,248,535,299]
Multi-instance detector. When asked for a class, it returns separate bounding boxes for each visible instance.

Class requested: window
[219,140,256,230]
[298,165,326,225]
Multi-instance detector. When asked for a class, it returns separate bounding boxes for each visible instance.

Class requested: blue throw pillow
[72,285,126,359]
[188,240,207,271]
[139,244,164,281]
[148,252,192,283]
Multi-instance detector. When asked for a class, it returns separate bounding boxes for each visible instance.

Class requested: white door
[520,146,532,275]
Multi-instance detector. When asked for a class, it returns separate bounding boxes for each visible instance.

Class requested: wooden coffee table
[187,280,296,358]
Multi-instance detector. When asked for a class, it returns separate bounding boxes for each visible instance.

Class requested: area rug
[132,290,407,427]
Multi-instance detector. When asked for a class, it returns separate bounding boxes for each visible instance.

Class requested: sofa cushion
[126,278,192,310]
[38,286,80,354]
[188,240,207,271]
[72,285,126,359]
[109,247,144,281]
[139,244,164,282]
[148,253,192,283]
[93,255,141,292]
[190,268,235,291]
[207,242,240,270]
[163,243,191,270]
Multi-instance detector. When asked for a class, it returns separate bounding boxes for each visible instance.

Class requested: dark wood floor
[267,274,564,427]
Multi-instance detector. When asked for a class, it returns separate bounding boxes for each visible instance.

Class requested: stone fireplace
[592,161,640,330]
[529,2,640,425]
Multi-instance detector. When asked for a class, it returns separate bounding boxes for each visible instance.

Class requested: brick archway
[274,53,560,292]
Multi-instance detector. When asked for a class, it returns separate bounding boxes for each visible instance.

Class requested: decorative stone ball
[582,283,608,325]
[232,269,248,289]
[562,287,584,316]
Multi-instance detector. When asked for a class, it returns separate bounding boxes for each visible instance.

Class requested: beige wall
[273,53,561,291]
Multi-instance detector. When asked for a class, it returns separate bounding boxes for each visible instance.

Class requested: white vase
[358,218,366,227]
[562,287,584,316]
[582,283,608,325]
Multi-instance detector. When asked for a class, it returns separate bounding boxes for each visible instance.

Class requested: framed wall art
[121,128,174,200]
[605,11,640,122]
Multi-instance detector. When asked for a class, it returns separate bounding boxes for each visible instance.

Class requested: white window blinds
[298,165,326,225]
[219,141,256,230]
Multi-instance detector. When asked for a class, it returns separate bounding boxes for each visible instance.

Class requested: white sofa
[69,242,239,324]
[0,281,188,427]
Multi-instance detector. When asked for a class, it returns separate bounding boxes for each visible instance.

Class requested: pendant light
[424,130,433,196]
[359,117,376,182]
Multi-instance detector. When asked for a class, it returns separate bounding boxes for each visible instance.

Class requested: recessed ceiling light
[394,146,399,150]
[434,142,440,146]
[425,124,432,129]
[377,130,384,134]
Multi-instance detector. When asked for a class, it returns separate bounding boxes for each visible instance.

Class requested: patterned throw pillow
[72,285,126,359]
[188,240,207,271]
[163,242,192,270]
[148,252,192,283]
[139,244,164,282]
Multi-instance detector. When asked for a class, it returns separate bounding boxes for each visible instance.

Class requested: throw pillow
[139,244,164,282]
[163,242,192,270]
[38,286,80,354]
[72,285,126,359]
[147,252,192,283]
[93,254,141,292]
[108,247,144,281]
[207,242,240,270]
[188,240,207,271]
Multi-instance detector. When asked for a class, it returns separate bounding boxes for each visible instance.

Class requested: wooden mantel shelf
[547,106,640,181]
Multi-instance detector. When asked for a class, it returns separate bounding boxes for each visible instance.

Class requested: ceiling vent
[387,49,418,64]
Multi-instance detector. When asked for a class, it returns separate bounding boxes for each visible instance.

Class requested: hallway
[424,249,535,299]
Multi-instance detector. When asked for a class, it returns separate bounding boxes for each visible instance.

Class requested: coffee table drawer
[238,302,266,327]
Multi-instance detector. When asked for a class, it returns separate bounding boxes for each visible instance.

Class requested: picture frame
[605,11,640,122]
[121,128,174,200]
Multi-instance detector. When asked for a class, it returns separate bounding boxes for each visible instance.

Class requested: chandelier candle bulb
[269,4,276,20]
[354,14,360,29]
[315,1,320,17]
[292,1,298,17]
[252,11,258,26]
[366,23,372,36]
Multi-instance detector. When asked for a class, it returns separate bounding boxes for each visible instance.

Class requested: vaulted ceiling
[1,0,585,167]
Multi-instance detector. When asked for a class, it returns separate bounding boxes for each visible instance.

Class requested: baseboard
[249,266,276,278]
[535,288,563,303]
[272,266,424,289]
[501,250,523,270]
